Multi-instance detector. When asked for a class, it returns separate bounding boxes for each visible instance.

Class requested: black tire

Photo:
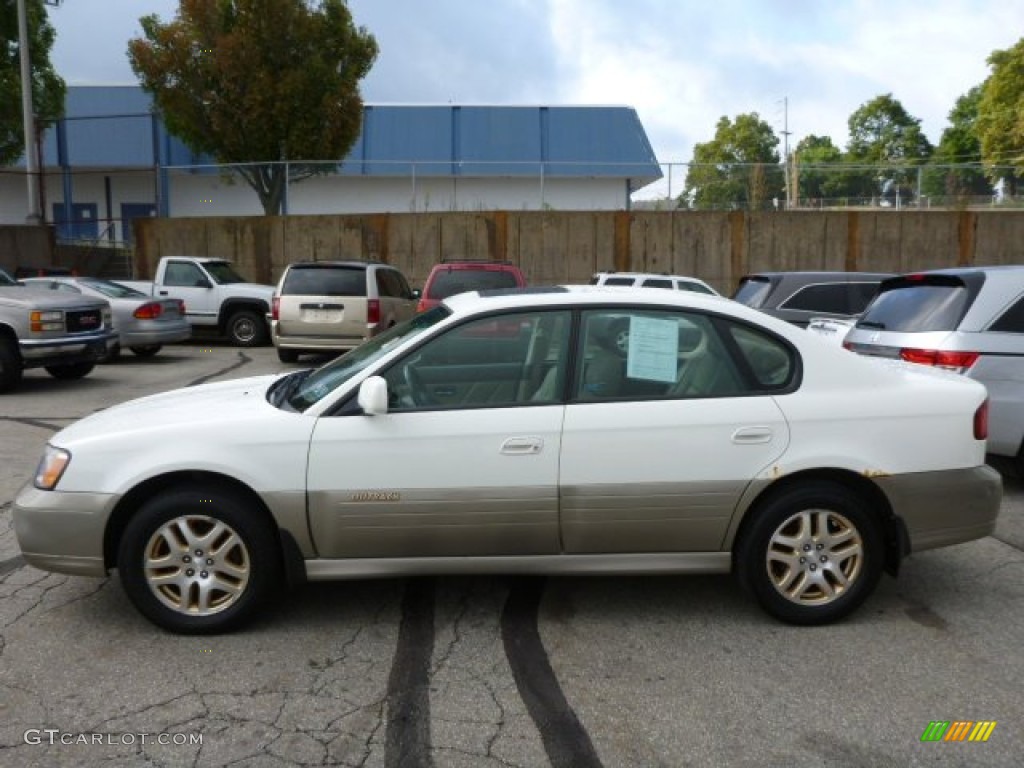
[276,348,299,363]
[100,343,121,364]
[226,310,268,347]
[130,345,162,358]
[735,481,883,626]
[0,336,22,393]
[117,485,281,634]
[45,362,95,380]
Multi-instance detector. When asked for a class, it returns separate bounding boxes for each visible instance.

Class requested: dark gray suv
[733,271,893,327]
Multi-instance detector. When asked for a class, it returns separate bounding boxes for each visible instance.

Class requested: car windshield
[0,268,17,286]
[429,270,519,300]
[79,278,148,299]
[856,276,972,332]
[203,261,247,285]
[284,306,450,411]
[732,277,773,307]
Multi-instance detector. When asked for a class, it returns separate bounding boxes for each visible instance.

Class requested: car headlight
[34,445,71,490]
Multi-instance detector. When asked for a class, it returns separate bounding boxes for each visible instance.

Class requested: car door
[160,260,219,320]
[376,268,417,326]
[306,309,572,559]
[559,307,793,553]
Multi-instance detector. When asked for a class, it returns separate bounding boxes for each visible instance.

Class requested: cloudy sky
[47,0,1023,173]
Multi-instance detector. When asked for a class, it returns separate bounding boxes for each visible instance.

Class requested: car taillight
[899,348,979,373]
[974,399,989,440]
[133,302,163,319]
[272,296,280,321]
[367,299,380,325]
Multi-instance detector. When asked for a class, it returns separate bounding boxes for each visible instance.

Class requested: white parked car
[14,287,1001,633]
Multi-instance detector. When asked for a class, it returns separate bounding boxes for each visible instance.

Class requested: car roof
[441,284,780,327]
[742,271,894,281]
[285,260,386,269]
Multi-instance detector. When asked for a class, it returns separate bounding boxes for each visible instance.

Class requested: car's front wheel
[118,485,281,634]
[130,345,162,358]
[736,481,882,625]
[0,336,22,393]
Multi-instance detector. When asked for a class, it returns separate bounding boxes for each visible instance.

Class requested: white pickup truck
[122,256,275,346]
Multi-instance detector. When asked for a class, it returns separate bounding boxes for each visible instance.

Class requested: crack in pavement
[187,351,253,387]
[0,555,25,579]
[0,416,70,432]
[501,576,604,768]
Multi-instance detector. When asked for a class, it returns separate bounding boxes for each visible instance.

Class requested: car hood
[0,286,107,310]
[53,374,284,447]
[227,283,276,301]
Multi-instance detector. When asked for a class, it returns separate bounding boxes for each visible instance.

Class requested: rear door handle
[732,426,773,444]
[501,437,544,455]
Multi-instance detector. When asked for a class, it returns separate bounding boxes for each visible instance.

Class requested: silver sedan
[21,277,191,360]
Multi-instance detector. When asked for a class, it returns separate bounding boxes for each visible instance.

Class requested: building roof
[27,86,662,190]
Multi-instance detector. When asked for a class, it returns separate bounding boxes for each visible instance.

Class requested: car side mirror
[358,376,389,415]
[411,288,422,300]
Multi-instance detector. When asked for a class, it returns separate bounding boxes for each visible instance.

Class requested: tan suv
[271,261,417,363]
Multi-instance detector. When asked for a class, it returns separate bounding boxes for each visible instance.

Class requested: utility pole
[779,97,792,209]
[17,0,41,223]
[17,0,62,224]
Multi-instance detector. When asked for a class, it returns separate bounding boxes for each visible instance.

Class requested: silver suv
[844,266,1024,467]
[271,261,417,363]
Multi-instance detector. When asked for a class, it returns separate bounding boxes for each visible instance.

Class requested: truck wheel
[0,337,23,393]
[130,345,162,358]
[45,362,95,380]
[227,310,268,347]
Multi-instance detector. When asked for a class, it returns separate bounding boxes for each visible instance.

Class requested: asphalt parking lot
[1,340,1022,768]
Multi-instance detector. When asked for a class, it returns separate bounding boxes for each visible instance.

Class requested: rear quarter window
[732,277,773,307]
[989,295,1024,333]
[726,323,796,389]
[779,283,850,314]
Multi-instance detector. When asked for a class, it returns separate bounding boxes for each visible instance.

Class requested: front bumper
[19,330,119,368]
[12,485,118,577]
[876,465,1002,553]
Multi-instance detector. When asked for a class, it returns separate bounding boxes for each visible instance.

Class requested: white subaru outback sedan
[14,287,1001,633]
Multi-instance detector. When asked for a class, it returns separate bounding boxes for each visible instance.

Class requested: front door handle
[501,437,544,455]
[732,426,773,444]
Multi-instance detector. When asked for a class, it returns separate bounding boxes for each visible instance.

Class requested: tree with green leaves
[128,0,378,215]
[792,134,845,204]
[0,0,65,166]
[845,94,933,202]
[681,113,783,210]
[922,86,991,202]
[976,36,1024,196]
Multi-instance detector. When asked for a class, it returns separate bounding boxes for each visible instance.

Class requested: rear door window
[856,275,977,332]
[779,284,850,314]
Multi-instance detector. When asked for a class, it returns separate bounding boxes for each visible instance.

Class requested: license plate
[301,308,342,323]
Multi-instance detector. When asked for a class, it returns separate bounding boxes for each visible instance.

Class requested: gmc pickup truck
[121,256,274,346]
[0,267,118,393]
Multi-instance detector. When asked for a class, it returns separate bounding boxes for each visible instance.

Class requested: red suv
[417,260,527,312]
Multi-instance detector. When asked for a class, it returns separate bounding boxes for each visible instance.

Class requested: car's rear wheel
[226,310,268,347]
[45,362,94,380]
[736,481,882,625]
[0,336,22,393]
[118,485,280,634]
[276,348,299,363]
[130,345,162,358]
